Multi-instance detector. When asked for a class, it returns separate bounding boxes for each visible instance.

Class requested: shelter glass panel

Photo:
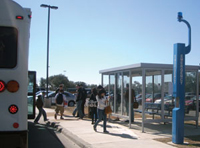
[109,74,115,112]
[116,73,122,114]
[123,71,130,116]
[185,71,197,118]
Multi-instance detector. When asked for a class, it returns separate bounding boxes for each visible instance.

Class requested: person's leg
[91,107,94,123]
[55,106,59,119]
[34,108,42,123]
[126,101,129,116]
[41,108,48,121]
[94,109,103,131]
[77,100,83,118]
[60,106,64,119]
[131,103,134,122]
[94,107,97,122]
[72,105,77,116]
[81,100,85,116]
[103,109,108,132]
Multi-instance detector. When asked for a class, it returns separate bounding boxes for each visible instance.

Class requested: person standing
[72,84,84,119]
[125,84,135,122]
[93,89,109,133]
[34,95,48,123]
[54,84,66,120]
[89,88,98,124]
[80,84,87,116]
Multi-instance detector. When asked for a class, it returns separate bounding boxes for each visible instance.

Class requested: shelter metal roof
[99,63,199,74]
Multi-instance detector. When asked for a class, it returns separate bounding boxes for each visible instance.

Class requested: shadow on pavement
[28,122,65,148]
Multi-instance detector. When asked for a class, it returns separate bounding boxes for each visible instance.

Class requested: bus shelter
[99,63,199,132]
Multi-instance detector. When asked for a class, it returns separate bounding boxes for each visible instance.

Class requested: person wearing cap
[93,89,109,133]
[72,84,84,119]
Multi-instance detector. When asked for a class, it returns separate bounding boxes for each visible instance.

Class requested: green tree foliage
[39,74,91,91]
[40,78,46,88]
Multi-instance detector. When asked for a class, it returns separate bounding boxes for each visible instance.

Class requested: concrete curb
[48,121,92,148]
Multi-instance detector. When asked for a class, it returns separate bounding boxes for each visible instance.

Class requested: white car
[46,91,76,107]
[154,95,173,104]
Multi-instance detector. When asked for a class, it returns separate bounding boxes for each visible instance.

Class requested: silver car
[47,91,76,107]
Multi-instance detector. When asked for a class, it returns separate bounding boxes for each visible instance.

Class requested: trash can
[44,98,51,108]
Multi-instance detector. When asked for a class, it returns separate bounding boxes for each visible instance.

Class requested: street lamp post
[40,4,58,99]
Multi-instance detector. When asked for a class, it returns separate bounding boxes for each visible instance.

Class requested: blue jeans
[125,101,134,122]
[94,109,107,132]
[34,107,47,122]
[73,100,84,118]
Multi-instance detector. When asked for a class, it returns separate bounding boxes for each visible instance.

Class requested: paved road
[28,121,80,148]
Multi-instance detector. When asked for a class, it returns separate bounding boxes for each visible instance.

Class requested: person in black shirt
[89,88,98,124]
[72,84,84,119]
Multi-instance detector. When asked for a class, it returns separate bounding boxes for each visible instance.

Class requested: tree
[39,78,46,88]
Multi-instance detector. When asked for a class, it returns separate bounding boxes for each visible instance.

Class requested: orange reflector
[7,80,19,93]
[0,80,6,92]
[9,104,18,114]
[13,123,19,128]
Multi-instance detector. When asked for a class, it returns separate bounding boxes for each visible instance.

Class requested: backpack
[56,93,63,104]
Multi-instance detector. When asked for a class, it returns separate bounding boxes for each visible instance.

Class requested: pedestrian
[89,88,98,124]
[72,84,84,119]
[93,89,109,133]
[80,83,87,116]
[125,84,135,122]
[34,95,48,123]
[54,84,66,120]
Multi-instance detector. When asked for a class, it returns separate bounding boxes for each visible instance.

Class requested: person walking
[89,88,98,124]
[93,89,109,133]
[80,84,87,116]
[72,84,84,119]
[54,84,66,120]
[34,95,48,123]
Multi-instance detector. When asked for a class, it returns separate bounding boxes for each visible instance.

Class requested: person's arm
[63,94,67,105]
[55,93,58,104]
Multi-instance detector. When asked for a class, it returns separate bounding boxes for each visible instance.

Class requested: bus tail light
[13,123,19,128]
[9,105,18,114]
[0,80,6,92]
[16,16,23,20]
[7,80,19,93]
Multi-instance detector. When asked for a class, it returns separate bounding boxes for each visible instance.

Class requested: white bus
[0,0,31,147]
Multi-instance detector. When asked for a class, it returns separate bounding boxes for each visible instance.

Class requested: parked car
[136,94,151,105]
[185,95,200,111]
[154,95,173,104]
[146,93,162,103]
[47,91,76,107]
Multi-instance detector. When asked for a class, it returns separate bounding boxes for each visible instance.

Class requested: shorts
[55,105,64,114]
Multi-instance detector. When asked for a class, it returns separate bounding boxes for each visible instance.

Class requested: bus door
[28,71,36,119]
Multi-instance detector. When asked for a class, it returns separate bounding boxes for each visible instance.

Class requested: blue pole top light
[178,12,183,22]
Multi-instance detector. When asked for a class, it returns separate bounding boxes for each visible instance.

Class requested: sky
[14,0,200,85]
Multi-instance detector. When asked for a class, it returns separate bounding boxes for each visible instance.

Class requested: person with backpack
[89,88,98,124]
[54,85,66,120]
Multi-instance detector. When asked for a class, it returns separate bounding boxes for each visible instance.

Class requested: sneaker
[103,130,109,133]
[54,114,57,119]
[93,126,97,132]
[34,121,38,124]
[60,117,64,120]
[44,119,49,122]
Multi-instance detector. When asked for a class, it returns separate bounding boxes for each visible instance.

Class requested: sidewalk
[33,107,200,148]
